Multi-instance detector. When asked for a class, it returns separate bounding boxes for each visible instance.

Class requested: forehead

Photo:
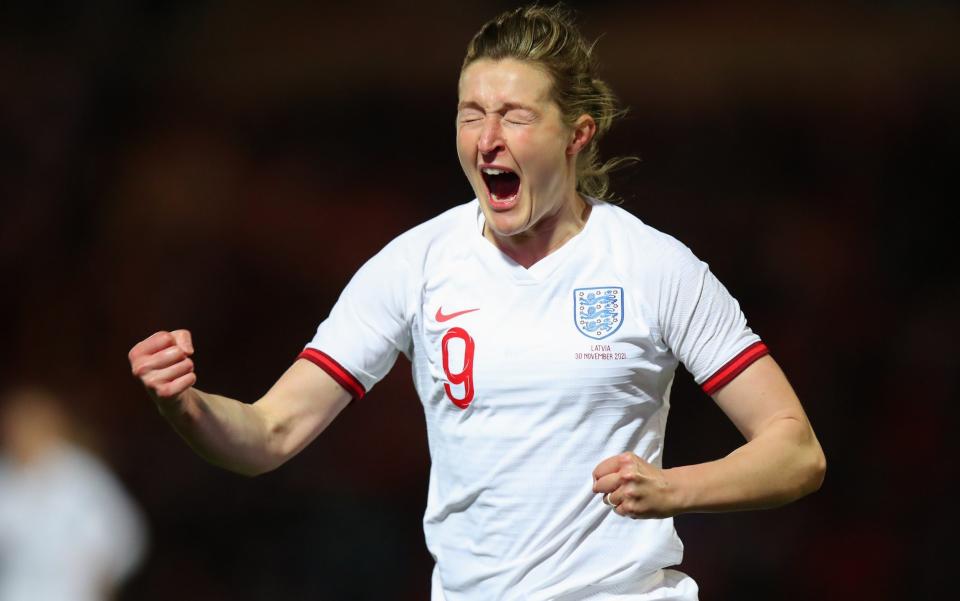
[458,58,554,106]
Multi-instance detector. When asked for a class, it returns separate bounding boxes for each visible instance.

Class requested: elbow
[799,443,827,498]
[235,456,284,478]
[770,444,825,508]
[810,446,827,493]
[211,456,280,478]
[226,407,292,477]
[235,464,271,478]
[786,417,827,500]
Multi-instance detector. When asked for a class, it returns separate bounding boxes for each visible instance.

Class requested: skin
[591,356,826,517]
[129,57,825,513]
[129,330,350,476]
[457,58,596,268]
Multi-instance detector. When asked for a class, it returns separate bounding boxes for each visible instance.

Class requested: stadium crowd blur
[1,1,956,599]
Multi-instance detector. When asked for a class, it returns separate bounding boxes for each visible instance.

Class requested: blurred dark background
[1,0,957,599]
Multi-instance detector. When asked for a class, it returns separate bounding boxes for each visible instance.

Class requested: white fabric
[307,199,759,600]
[0,444,147,601]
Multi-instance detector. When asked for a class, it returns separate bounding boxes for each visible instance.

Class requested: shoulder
[390,200,477,246]
[341,200,478,303]
[592,201,701,270]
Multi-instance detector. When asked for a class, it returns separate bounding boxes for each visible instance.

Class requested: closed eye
[457,109,484,125]
[505,109,537,124]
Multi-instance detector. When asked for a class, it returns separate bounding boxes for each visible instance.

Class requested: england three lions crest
[574,287,623,339]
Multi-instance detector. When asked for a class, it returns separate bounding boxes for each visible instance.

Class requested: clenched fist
[128,330,197,402]
[592,452,679,519]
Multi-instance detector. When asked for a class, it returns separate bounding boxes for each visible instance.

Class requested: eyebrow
[456,101,537,113]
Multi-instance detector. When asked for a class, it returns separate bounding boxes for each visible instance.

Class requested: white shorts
[430,566,699,601]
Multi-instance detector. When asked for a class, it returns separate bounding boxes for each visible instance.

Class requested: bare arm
[664,355,826,512]
[129,330,352,476]
[593,355,826,517]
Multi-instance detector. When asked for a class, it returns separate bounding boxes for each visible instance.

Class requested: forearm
[156,388,280,476]
[665,415,826,513]
[131,332,350,475]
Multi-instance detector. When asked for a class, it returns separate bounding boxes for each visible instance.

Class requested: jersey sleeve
[657,243,768,396]
[299,238,415,400]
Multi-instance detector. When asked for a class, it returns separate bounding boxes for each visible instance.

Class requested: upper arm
[250,233,416,468]
[652,242,809,441]
[711,355,827,498]
[252,358,353,464]
[303,237,415,396]
[657,243,760,391]
[711,354,813,442]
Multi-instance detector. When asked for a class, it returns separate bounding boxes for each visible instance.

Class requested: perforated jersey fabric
[303,199,765,600]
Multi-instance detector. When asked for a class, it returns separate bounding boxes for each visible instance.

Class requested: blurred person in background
[127,5,824,600]
[0,386,147,601]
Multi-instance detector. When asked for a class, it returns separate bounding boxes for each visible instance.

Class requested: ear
[567,114,597,156]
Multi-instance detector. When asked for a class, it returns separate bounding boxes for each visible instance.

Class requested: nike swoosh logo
[436,307,480,322]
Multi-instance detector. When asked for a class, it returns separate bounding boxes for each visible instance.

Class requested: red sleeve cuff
[700,341,769,396]
[297,348,366,400]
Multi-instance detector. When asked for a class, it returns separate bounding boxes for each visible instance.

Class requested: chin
[484,206,530,238]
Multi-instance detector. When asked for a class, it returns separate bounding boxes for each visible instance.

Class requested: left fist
[592,452,678,519]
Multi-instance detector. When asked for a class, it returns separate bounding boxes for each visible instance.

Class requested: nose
[478,115,504,156]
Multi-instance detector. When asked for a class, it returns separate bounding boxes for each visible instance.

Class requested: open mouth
[481,167,520,207]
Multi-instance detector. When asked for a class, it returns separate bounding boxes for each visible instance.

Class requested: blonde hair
[462,4,635,200]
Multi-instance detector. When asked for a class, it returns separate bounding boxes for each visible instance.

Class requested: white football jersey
[302,199,767,600]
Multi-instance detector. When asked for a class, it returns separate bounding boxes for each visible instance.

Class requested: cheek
[522,146,566,184]
[456,131,476,164]
[516,129,566,166]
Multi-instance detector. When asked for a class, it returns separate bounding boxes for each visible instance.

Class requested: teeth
[482,168,511,175]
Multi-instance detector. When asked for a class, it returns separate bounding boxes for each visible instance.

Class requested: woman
[128,6,825,600]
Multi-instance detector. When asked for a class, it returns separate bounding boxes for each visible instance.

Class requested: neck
[486,193,591,269]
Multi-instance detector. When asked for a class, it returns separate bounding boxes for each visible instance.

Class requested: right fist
[128,330,197,401]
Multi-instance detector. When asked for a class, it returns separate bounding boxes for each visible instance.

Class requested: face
[457,58,590,241]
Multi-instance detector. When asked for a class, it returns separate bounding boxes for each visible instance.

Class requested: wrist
[663,466,695,515]
[154,387,196,419]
